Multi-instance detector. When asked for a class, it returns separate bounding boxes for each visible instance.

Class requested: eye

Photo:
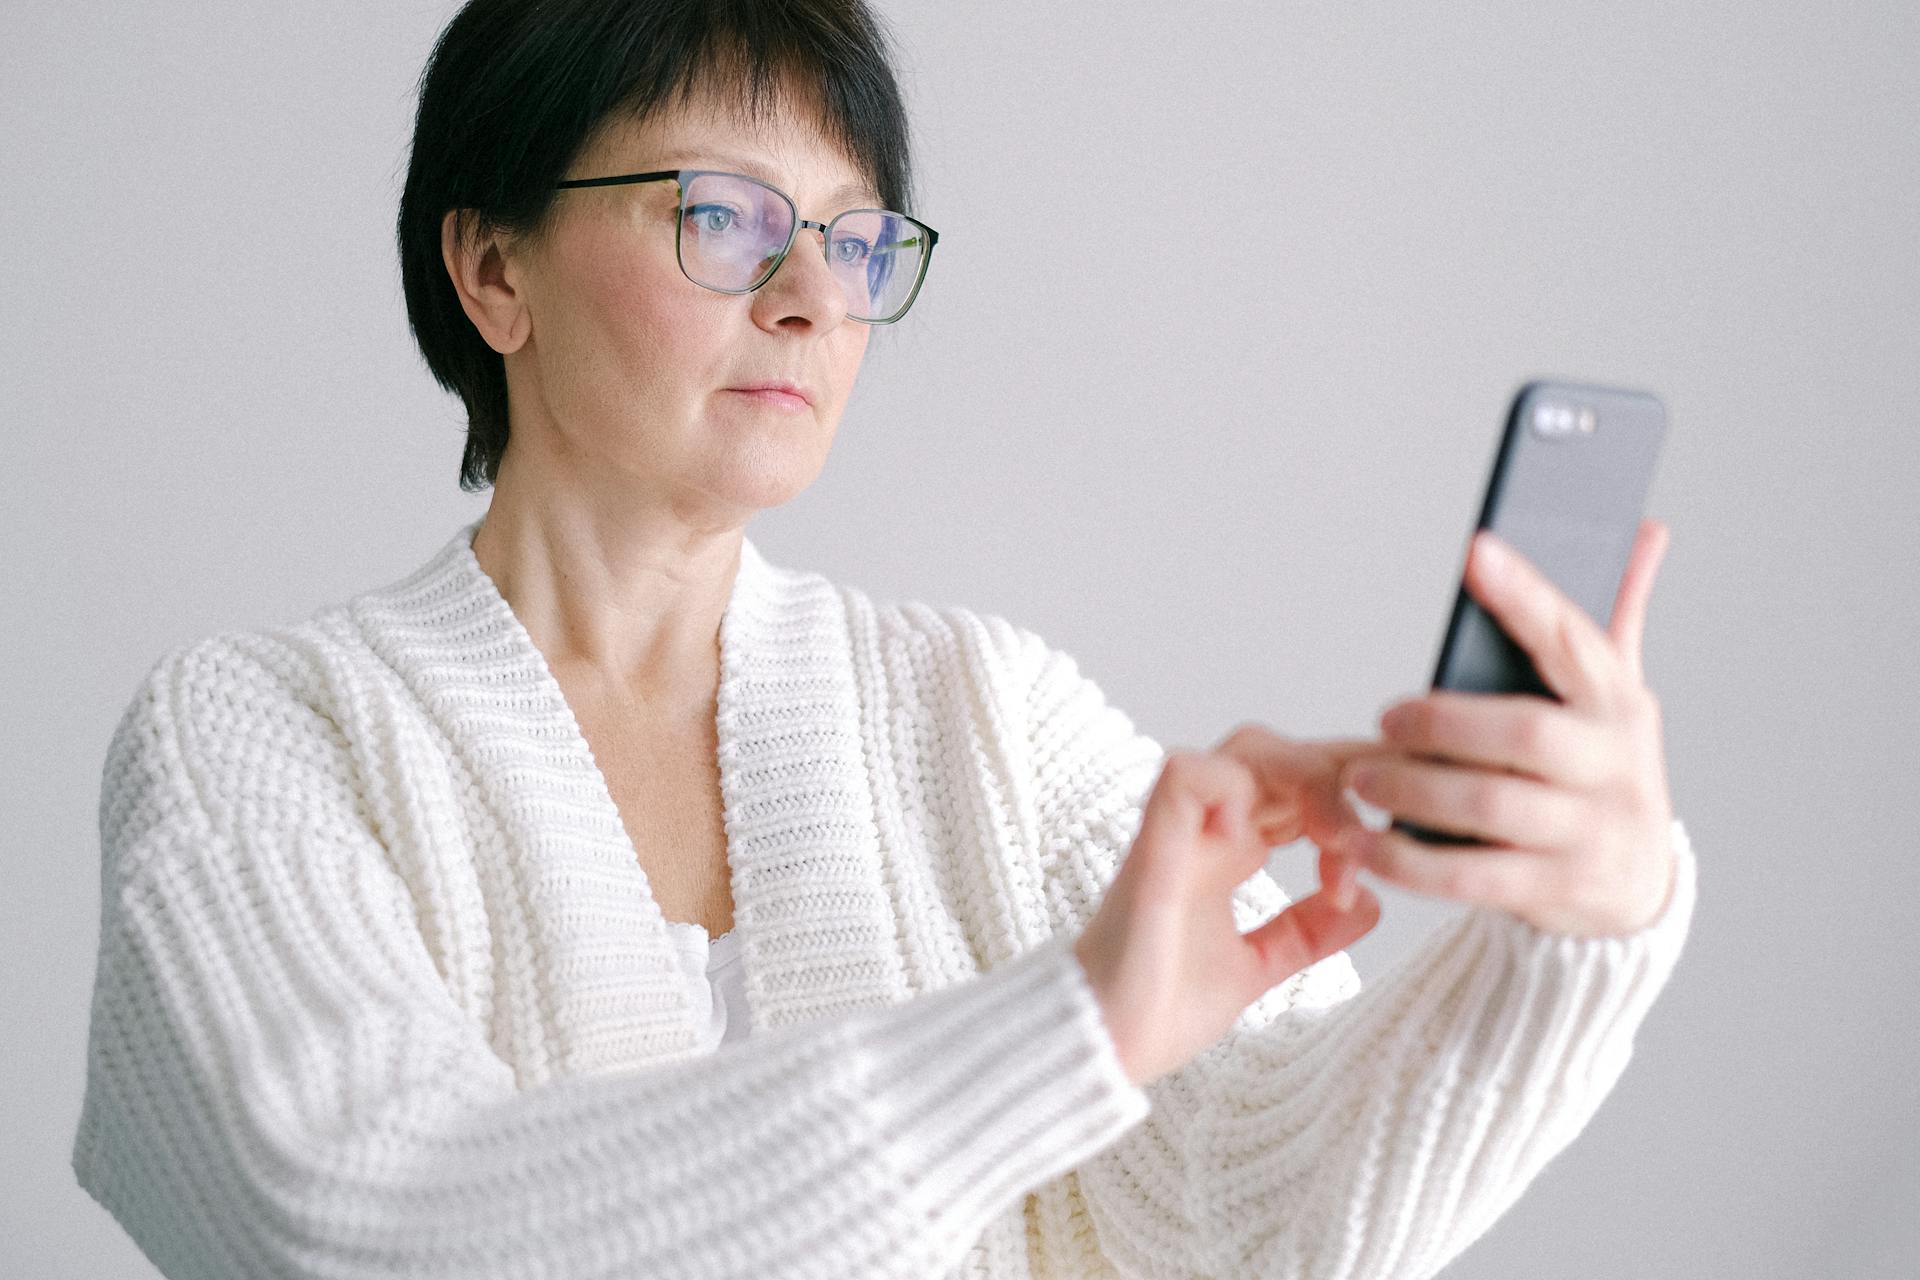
[686,203,741,234]
[830,234,872,265]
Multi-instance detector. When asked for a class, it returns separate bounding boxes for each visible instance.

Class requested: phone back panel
[1431,381,1668,699]
[1394,382,1667,845]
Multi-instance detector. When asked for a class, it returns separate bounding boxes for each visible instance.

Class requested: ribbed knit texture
[72,517,1698,1279]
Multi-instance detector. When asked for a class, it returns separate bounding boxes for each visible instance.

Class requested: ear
[440,209,531,355]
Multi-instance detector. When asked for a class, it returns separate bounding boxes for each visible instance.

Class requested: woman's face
[488,78,879,523]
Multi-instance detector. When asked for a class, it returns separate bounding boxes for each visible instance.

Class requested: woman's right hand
[1072,724,1394,1089]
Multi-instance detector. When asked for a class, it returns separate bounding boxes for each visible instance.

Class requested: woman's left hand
[1335,519,1679,938]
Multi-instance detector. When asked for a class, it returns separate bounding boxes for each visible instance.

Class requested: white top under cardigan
[71,516,1699,1279]
[666,922,751,1048]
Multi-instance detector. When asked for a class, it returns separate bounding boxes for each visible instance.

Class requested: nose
[751,221,850,330]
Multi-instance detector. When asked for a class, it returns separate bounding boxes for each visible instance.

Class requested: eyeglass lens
[678,172,927,322]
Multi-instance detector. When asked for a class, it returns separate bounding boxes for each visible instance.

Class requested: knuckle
[1625,773,1666,820]
[1395,700,1432,739]
[1220,721,1266,751]
[1555,610,1587,665]
[1563,865,1608,928]
[1465,781,1508,830]
[1367,838,1405,882]
[1606,688,1660,745]
[1513,711,1552,760]
[1545,797,1584,848]
[1483,869,1521,913]
[1163,750,1203,781]
[1434,859,1478,899]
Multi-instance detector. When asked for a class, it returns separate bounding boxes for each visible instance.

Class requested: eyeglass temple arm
[551,171,682,190]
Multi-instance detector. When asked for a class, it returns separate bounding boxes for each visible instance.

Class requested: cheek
[552,233,712,383]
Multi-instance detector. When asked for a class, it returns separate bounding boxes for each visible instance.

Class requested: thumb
[1239,883,1381,994]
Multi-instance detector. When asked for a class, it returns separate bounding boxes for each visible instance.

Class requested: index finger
[1212,724,1397,847]
[1608,518,1670,684]
[1466,530,1621,712]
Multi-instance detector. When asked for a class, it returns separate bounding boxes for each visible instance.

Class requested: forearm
[74,822,1152,1280]
[1068,819,1698,1279]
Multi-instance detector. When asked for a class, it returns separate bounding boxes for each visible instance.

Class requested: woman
[71,1,1696,1276]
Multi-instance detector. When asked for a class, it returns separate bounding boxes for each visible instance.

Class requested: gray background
[5,1,1916,1276]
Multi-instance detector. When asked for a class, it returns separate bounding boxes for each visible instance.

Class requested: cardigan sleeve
[69,648,1151,1280]
[1002,624,1699,1280]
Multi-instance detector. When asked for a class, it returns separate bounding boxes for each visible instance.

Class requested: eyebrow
[655,148,886,210]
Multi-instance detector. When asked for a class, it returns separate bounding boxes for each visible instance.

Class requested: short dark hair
[397,0,916,493]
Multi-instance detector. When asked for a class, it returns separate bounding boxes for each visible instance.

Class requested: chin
[696,432,833,513]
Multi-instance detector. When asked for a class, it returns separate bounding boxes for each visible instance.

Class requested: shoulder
[100,611,364,878]
[838,579,1122,724]
[110,610,353,757]
[833,582,1160,810]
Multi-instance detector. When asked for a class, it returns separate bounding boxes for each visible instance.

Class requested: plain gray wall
[6,1,1916,1276]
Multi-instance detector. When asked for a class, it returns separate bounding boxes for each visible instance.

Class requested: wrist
[1072,935,1142,1088]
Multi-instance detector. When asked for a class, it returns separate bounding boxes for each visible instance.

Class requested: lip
[725,380,814,409]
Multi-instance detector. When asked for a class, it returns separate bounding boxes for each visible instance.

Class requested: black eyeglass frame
[551,168,940,324]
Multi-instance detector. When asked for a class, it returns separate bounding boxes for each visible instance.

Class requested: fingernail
[1477,531,1511,576]
[1345,794,1392,833]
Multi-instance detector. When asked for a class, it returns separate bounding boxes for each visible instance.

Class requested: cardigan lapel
[351,518,911,1078]
[709,528,915,1032]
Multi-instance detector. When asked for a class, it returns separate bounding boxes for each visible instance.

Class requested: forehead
[588,78,882,207]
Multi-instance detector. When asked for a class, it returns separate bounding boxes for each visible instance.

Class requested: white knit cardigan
[72,517,1698,1279]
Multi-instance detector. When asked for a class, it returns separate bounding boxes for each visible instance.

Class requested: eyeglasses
[551,167,940,324]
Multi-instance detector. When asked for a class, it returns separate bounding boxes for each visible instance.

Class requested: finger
[1340,754,1587,850]
[1241,878,1382,988]
[1608,519,1669,685]
[1135,751,1264,884]
[1318,843,1361,912]
[1346,825,1545,914]
[1214,724,1395,848]
[1140,750,1255,839]
[1377,690,1613,790]
[1466,530,1619,713]
[1206,727,1303,843]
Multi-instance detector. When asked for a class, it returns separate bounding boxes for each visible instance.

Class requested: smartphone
[1390,380,1668,846]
